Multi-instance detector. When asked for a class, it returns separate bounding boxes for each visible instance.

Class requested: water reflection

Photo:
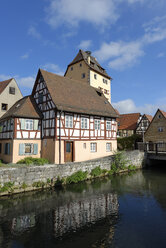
[0,169,166,248]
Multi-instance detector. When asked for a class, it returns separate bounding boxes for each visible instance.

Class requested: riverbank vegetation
[0,151,137,195]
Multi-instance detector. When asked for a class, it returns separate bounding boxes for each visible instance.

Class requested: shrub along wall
[0,150,145,196]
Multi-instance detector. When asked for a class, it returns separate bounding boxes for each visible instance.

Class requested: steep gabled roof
[118,113,141,130]
[144,114,153,122]
[0,78,13,94]
[0,95,43,120]
[64,49,111,79]
[159,109,166,118]
[37,69,118,118]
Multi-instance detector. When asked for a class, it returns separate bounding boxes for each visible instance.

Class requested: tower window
[80,63,82,67]
[94,74,97,79]
[71,67,73,71]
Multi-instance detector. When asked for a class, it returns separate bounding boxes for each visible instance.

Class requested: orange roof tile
[118,113,141,130]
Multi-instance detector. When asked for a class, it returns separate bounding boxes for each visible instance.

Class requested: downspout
[59,110,62,164]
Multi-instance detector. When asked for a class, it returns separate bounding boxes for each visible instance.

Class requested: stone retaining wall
[0,150,145,195]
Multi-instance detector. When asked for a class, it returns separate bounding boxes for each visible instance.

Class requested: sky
[0,0,166,115]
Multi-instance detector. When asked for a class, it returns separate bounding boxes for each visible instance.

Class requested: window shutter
[20,119,25,130]
[34,120,39,130]
[19,143,24,155]
[8,143,10,155]
[33,144,38,155]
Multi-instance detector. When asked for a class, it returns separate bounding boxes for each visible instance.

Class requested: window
[106,121,111,130]
[4,143,10,155]
[25,119,34,130]
[90,143,97,152]
[83,143,86,149]
[71,67,73,71]
[19,143,38,155]
[94,74,97,79]
[158,127,164,132]
[1,103,8,111]
[106,143,112,152]
[94,119,100,130]
[80,63,82,67]
[103,79,108,84]
[0,143,2,153]
[158,114,161,119]
[82,73,85,79]
[81,117,88,129]
[65,115,73,128]
[38,93,43,103]
[9,87,15,94]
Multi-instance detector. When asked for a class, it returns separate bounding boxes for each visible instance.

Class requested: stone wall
[0,151,145,195]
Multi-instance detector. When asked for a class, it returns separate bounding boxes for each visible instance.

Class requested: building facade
[136,114,152,136]
[0,69,118,164]
[64,50,112,102]
[0,78,22,117]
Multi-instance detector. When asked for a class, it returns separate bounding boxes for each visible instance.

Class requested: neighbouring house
[117,113,141,137]
[0,69,118,164]
[144,109,166,146]
[0,78,22,117]
[64,50,112,102]
[0,96,42,163]
[136,114,152,136]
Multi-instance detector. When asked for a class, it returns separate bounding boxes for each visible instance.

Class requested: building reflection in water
[54,193,118,237]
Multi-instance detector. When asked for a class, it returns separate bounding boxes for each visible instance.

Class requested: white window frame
[90,143,97,152]
[65,115,73,128]
[106,143,112,152]
[81,117,88,129]
[94,119,100,130]
[25,119,34,130]
[106,121,111,130]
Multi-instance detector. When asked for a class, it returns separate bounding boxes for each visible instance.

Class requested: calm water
[0,168,166,248]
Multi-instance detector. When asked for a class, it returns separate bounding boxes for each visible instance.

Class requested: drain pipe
[59,110,62,164]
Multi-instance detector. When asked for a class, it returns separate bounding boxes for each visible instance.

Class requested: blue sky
[0,0,166,115]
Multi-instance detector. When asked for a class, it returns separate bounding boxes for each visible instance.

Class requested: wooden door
[65,141,73,162]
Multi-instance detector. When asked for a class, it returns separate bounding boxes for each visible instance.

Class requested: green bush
[66,170,88,184]
[0,182,14,193]
[117,134,142,151]
[90,166,102,177]
[17,157,49,165]
[21,182,28,190]
[110,151,129,173]
[128,164,136,171]
[32,181,45,188]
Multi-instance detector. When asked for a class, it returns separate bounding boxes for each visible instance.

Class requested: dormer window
[1,103,8,111]
[9,87,15,95]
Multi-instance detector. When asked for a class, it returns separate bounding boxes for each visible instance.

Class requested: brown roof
[0,96,43,120]
[144,114,153,122]
[160,109,166,118]
[37,69,118,118]
[0,78,13,94]
[64,50,111,79]
[118,113,141,130]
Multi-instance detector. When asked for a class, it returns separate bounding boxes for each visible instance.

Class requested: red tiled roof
[160,109,166,118]
[0,78,13,94]
[118,113,141,130]
[144,114,153,122]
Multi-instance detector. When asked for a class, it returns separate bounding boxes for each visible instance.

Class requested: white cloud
[157,52,165,58]
[112,98,166,115]
[28,26,41,39]
[45,0,119,28]
[42,63,64,75]
[0,74,35,89]
[20,53,29,60]
[78,40,92,50]
[94,15,166,70]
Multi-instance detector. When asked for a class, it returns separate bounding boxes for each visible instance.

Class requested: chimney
[86,51,91,64]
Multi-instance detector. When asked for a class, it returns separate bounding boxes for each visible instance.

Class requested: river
[0,167,166,248]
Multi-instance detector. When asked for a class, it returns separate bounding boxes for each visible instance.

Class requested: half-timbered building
[136,114,152,136]
[0,96,42,163]
[0,69,118,164]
